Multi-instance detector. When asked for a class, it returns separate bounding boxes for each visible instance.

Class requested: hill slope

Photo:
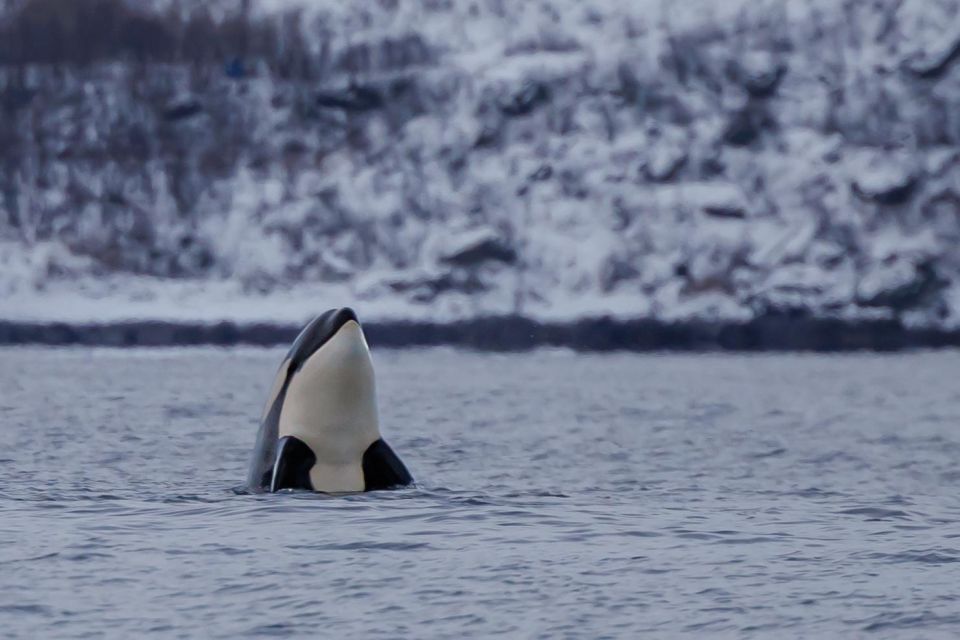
[1,0,959,331]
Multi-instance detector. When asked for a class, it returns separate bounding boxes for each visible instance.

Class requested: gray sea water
[1,347,959,638]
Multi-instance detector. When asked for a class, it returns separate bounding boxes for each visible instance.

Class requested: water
[1,347,959,638]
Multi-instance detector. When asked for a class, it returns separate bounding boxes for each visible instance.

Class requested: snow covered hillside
[1,0,959,331]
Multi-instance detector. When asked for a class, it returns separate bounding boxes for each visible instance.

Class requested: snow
[2,0,960,330]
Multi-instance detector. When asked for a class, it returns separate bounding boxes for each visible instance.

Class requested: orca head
[266,308,380,493]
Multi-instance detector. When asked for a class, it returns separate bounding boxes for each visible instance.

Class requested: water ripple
[1,348,958,638]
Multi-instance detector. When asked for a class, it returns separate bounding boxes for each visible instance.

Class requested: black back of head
[286,307,359,373]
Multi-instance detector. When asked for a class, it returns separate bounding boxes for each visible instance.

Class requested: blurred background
[0,0,958,347]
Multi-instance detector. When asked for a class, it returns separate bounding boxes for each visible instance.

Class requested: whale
[247,307,413,493]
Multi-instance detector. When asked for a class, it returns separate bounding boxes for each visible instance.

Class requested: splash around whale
[246,308,413,494]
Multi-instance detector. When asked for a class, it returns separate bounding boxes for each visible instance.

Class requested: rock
[315,85,383,112]
[683,183,749,219]
[643,131,687,182]
[529,164,553,181]
[163,97,203,121]
[645,148,686,181]
[729,51,787,98]
[750,221,816,269]
[173,234,214,275]
[857,260,946,311]
[378,34,434,70]
[723,107,763,146]
[384,77,429,120]
[599,254,639,292]
[614,60,642,105]
[385,268,486,303]
[474,123,502,149]
[317,252,354,282]
[904,31,960,79]
[683,246,738,293]
[499,81,550,117]
[336,34,433,74]
[850,154,918,206]
[676,218,748,297]
[438,228,516,267]
[922,191,960,239]
[755,264,829,313]
[926,148,959,175]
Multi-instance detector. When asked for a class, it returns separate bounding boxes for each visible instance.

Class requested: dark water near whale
[1,347,959,638]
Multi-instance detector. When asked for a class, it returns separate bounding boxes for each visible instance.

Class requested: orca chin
[270,436,315,492]
[246,307,413,494]
[270,435,413,493]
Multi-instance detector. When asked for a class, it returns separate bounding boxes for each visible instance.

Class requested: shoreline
[1,315,958,351]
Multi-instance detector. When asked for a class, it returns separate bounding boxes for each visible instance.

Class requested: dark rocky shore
[2,316,957,351]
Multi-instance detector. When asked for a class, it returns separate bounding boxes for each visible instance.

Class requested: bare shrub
[0,0,321,78]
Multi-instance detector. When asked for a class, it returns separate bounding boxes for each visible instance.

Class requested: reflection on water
[1,347,959,637]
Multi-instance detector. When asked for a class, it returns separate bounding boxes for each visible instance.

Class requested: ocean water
[1,347,959,638]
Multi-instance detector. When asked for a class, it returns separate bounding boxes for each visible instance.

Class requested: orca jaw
[268,436,413,493]
[362,439,414,491]
[269,436,316,492]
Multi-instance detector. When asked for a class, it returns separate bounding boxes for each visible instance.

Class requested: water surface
[1,348,959,638]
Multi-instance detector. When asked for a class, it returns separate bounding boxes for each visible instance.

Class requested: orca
[246,307,413,493]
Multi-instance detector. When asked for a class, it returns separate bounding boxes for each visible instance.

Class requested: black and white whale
[247,307,413,493]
